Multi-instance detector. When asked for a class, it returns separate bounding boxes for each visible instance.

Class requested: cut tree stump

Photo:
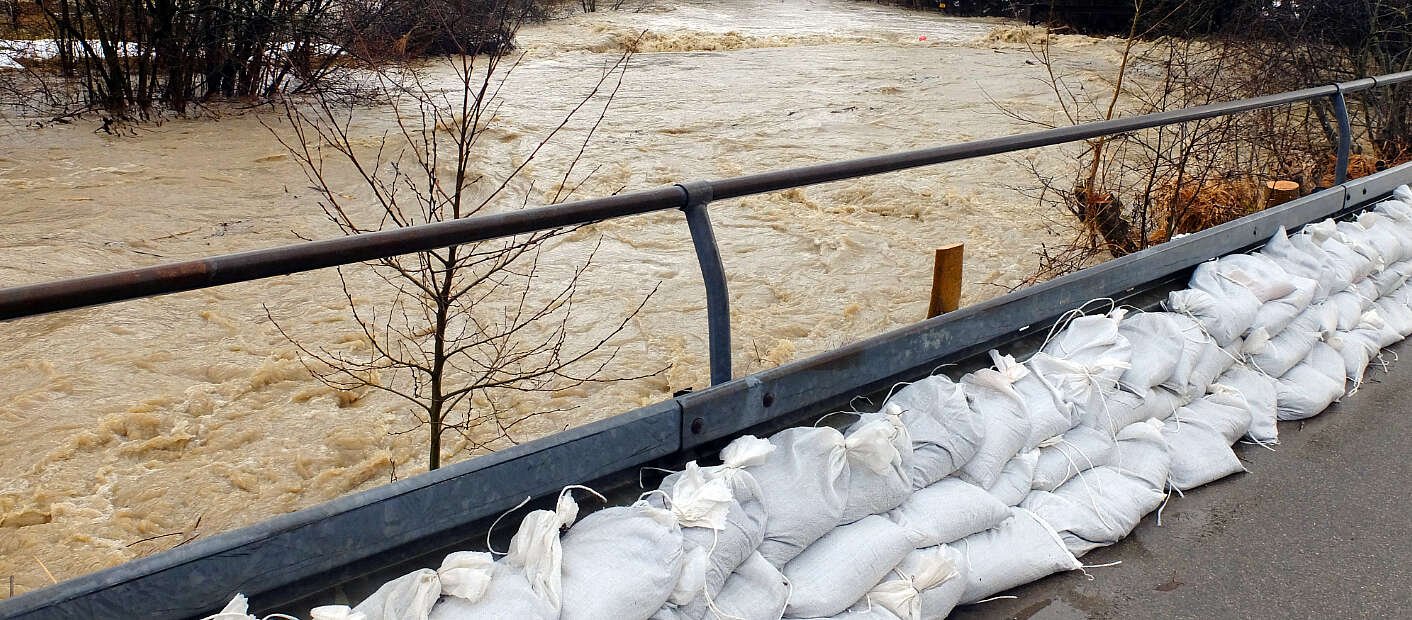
[1266,180,1301,208]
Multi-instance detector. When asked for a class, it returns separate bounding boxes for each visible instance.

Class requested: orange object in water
[920,35,927,41]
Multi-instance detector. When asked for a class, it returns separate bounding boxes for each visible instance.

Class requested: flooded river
[0,0,1125,596]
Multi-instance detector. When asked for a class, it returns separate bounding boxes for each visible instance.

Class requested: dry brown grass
[1147,179,1263,243]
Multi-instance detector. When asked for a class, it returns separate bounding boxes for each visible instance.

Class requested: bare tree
[995,3,1294,284]
[268,7,657,470]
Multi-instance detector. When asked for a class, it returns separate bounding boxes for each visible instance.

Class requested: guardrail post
[677,181,732,385]
[1333,85,1352,185]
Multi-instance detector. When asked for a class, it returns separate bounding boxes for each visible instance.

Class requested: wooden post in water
[1266,180,1301,208]
[927,243,964,319]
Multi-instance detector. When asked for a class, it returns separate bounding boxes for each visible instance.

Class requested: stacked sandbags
[878,376,984,488]
[1160,388,1250,490]
[293,185,1412,620]
[956,368,1033,490]
[1020,420,1171,557]
[953,508,1082,604]
[559,502,695,620]
[744,427,849,567]
[859,545,966,620]
[782,516,914,617]
[1028,310,1134,432]
[649,448,771,618]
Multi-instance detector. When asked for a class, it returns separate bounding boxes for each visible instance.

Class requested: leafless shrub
[268,9,658,470]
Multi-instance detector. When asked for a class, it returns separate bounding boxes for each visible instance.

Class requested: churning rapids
[0,0,1129,596]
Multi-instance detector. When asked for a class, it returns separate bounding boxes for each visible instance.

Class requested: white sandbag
[208,595,258,620]
[1275,342,1347,421]
[429,561,557,620]
[796,606,904,620]
[1262,226,1338,299]
[1294,230,1354,292]
[1373,199,1412,256]
[1132,386,1189,424]
[354,569,440,620]
[651,458,763,607]
[1359,308,1403,348]
[1177,386,1252,445]
[1373,296,1412,337]
[1107,419,1173,490]
[1252,273,1318,336]
[957,369,1033,489]
[1180,260,1264,345]
[864,546,965,620]
[560,502,688,620]
[436,552,494,600]
[1318,234,1376,285]
[1039,310,1134,388]
[1031,310,1133,424]
[1355,277,1381,308]
[1021,468,1156,558]
[1030,425,1116,492]
[1358,211,1412,265]
[992,352,1075,449]
[1393,280,1412,308]
[913,546,967,620]
[886,477,1010,548]
[696,552,789,620]
[881,375,985,487]
[1161,313,1211,393]
[841,416,914,523]
[312,606,366,620]
[985,448,1040,506]
[1214,366,1278,444]
[1184,336,1242,400]
[497,489,582,613]
[1327,288,1367,331]
[782,515,913,618]
[956,508,1080,604]
[1208,253,1298,303]
[1115,312,1186,391]
[672,436,770,579]
[1372,259,1412,296]
[1332,220,1394,270]
[1328,328,1381,388]
[1160,292,1231,349]
[1022,421,1170,558]
[1161,418,1244,491]
[1082,387,1146,435]
[748,426,848,567]
[1243,303,1324,377]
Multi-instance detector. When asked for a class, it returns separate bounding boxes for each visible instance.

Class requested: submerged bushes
[4,0,547,118]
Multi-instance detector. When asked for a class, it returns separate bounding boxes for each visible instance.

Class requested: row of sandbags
[207,185,1412,620]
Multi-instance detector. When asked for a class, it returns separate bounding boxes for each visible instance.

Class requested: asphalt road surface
[951,337,1412,619]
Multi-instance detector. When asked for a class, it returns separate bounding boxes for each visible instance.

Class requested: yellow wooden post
[927,243,964,319]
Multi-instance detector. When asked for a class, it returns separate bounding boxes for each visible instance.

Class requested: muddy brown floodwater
[0,0,1126,597]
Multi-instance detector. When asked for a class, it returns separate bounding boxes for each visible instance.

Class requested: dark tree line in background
[0,0,545,118]
[891,1,1412,168]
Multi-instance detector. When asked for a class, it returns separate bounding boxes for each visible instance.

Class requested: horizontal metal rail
[3,71,1410,324]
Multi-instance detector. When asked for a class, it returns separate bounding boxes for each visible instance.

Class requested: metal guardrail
[4,71,1412,386]
[5,72,1412,619]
